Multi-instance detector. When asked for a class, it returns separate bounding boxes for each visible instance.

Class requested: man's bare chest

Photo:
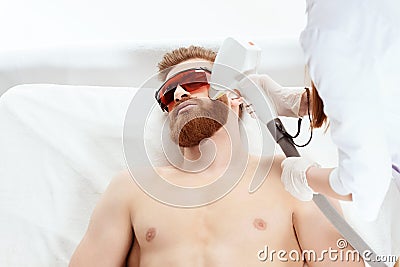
[130,187,296,250]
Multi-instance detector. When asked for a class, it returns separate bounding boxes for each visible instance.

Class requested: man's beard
[169,95,229,147]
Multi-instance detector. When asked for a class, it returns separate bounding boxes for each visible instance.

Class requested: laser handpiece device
[210,37,275,123]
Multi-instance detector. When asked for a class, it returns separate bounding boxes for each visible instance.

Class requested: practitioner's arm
[306,166,352,201]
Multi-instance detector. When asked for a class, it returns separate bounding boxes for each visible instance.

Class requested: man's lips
[175,100,197,113]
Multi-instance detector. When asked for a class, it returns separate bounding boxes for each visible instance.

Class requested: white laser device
[211,37,274,123]
[211,37,262,91]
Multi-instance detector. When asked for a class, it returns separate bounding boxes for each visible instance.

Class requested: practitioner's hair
[310,81,328,128]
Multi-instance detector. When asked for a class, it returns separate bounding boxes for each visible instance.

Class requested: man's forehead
[166,59,213,80]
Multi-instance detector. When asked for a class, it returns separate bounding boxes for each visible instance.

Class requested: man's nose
[174,85,191,102]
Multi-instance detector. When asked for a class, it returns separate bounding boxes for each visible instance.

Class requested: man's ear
[229,89,243,107]
[229,89,244,117]
[230,96,243,108]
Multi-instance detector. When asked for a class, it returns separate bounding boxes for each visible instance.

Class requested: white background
[0,0,306,50]
[1,0,335,164]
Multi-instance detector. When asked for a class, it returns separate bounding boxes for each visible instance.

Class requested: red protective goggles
[155,67,211,112]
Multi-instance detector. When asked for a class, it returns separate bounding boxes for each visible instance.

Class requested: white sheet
[0,84,134,266]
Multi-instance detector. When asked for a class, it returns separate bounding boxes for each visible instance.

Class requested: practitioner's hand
[281,157,320,201]
[238,74,305,117]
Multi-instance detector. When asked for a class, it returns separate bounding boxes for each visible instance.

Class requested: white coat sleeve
[300,25,392,221]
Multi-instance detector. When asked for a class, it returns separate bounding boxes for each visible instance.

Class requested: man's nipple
[146,227,157,242]
[253,218,267,230]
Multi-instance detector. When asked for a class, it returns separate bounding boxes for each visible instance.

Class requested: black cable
[281,87,313,147]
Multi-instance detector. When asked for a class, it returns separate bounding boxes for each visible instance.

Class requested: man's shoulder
[246,154,290,195]
[293,193,342,218]
[255,155,343,213]
[106,170,141,200]
[110,170,135,186]
[248,154,285,181]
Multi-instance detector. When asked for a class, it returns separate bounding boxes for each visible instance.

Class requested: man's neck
[181,117,246,177]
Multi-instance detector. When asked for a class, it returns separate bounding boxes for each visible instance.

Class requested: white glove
[238,74,305,117]
[281,157,320,201]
